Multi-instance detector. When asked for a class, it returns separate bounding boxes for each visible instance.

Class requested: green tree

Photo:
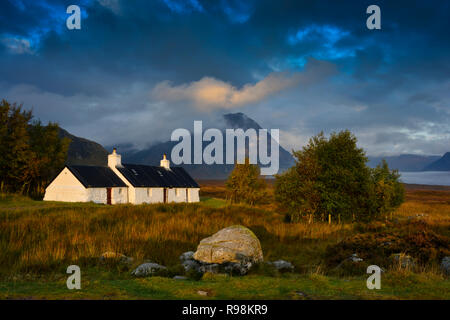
[275,130,402,222]
[226,158,267,205]
[370,159,405,215]
[0,99,69,197]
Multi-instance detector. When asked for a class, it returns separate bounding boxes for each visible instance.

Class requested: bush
[226,158,268,205]
[324,220,450,272]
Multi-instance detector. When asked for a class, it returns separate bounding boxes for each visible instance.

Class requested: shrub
[226,158,268,205]
[324,220,450,273]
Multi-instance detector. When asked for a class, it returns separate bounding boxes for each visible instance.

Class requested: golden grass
[0,184,449,279]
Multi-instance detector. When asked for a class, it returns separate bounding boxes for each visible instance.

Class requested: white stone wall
[134,187,164,204]
[188,188,200,203]
[112,187,128,204]
[167,188,188,203]
[44,168,88,202]
[108,165,136,204]
[86,188,107,204]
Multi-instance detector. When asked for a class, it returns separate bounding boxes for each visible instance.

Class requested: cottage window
[119,188,122,194]
[147,188,152,197]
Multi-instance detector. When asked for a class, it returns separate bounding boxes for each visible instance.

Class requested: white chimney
[108,148,123,168]
[160,154,170,169]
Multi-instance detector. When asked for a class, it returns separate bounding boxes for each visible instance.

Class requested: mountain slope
[59,128,108,166]
[368,154,441,172]
[423,152,450,171]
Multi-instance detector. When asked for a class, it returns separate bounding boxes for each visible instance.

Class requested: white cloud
[1,37,34,54]
[151,60,336,111]
[152,72,301,110]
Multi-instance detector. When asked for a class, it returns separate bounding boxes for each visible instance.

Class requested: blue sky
[0,0,449,156]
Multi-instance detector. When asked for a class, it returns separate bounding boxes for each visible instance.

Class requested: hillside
[424,152,450,171]
[59,128,108,166]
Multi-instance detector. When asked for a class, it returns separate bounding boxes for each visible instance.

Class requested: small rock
[131,262,167,277]
[349,253,363,262]
[182,259,201,272]
[197,290,209,296]
[199,263,220,274]
[173,276,188,280]
[223,262,253,275]
[179,251,195,262]
[271,260,294,272]
[441,257,450,275]
[294,290,308,298]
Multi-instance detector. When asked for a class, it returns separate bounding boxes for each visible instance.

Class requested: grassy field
[0,183,449,300]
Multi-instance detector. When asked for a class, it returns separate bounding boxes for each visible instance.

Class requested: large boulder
[193,225,263,264]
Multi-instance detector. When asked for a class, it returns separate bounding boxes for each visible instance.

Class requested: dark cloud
[0,0,448,155]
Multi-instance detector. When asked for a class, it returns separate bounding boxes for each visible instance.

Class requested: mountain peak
[223,112,262,130]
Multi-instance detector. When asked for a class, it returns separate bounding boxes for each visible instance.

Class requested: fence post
[328,214,331,225]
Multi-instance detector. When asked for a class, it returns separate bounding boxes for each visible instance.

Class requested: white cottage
[44,149,200,204]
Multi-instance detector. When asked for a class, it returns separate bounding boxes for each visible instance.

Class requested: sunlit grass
[0,185,449,299]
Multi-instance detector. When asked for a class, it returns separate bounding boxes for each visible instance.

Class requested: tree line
[0,100,69,198]
[226,130,404,222]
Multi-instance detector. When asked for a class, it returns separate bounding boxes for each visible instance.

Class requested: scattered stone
[199,263,220,274]
[391,253,415,268]
[223,261,253,275]
[294,290,308,298]
[193,225,263,265]
[197,290,209,296]
[179,251,195,262]
[182,259,201,272]
[349,253,363,262]
[441,257,450,275]
[269,260,294,272]
[131,262,167,277]
[173,276,188,280]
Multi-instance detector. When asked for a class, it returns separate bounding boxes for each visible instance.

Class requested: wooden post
[328,214,331,225]
[308,214,312,224]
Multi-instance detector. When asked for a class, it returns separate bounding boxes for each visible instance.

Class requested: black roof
[117,164,199,188]
[67,165,128,188]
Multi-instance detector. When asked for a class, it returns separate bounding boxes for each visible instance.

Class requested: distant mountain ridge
[367,154,441,172]
[423,152,450,171]
[59,114,450,176]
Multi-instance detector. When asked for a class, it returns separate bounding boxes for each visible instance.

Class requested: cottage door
[107,188,112,205]
[163,188,168,203]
